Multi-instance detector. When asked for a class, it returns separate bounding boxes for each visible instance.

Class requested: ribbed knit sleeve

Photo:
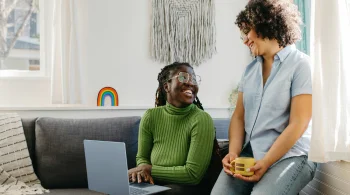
[136,110,153,165]
[151,111,215,185]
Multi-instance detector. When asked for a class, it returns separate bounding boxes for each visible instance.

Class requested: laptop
[84,140,171,195]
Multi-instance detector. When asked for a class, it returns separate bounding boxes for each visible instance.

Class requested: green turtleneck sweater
[136,103,215,185]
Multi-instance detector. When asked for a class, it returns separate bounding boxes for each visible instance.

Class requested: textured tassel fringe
[0,181,50,195]
[151,0,216,66]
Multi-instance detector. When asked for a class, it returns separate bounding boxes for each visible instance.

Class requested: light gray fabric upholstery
[35,117,140,189]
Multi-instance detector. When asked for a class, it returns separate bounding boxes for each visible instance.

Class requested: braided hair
[155,62,221,157]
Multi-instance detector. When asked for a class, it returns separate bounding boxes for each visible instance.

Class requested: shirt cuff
[292,87,312,97]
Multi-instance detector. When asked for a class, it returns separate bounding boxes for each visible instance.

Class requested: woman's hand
[128,164,154,184]
[234,159,269,182]
[222,153,238,176]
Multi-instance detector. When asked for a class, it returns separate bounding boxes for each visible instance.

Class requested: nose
[243,38,249,46]
[184,81,195,87]
[183,84,197,93]
[240,32,249,45]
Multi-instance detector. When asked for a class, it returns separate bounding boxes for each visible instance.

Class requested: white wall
[0,77,51,106]
[0,0,251,108]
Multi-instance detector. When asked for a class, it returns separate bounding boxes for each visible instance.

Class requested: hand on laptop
[128,164,154,184]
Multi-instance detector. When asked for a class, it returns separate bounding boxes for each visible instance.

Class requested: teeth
[183,90,192,95]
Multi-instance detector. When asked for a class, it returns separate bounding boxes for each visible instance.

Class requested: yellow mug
[230,157,255,176]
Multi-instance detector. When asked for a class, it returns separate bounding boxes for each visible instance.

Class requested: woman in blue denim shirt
[211,0,316,194]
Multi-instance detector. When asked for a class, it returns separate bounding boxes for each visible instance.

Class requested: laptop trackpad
[130,182,154,188]
[130,183,171,194]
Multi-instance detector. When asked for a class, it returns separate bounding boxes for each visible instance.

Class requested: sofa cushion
[213,118,230,140]
[213,118,230,158]
[21,118,38,171]
[35,117,140,189]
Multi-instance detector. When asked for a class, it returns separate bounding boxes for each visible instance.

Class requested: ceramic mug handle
[230,159,236,174]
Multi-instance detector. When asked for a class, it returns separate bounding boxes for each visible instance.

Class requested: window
[0,0,44,77]
[294,0,311,55]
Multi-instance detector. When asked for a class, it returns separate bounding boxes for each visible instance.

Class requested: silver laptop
[84,140,171,195]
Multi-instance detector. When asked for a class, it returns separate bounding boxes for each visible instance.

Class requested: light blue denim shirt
[239,44,312,162]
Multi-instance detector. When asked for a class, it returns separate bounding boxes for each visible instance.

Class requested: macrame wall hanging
[151,0,216,66]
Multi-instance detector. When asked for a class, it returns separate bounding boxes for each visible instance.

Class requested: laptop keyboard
[129,186,150,195]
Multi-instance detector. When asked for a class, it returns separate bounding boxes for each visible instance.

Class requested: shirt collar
[276,44,295,62]
[256,56,263,63]
[165,101,195,115]
[255,44,295,63]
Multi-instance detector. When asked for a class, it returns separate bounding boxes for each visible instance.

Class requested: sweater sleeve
[151,112,215,185]
[136,110,153,165]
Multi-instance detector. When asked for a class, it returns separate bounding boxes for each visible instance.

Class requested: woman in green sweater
[128,62,218,194]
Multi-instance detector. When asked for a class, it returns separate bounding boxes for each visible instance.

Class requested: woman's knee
[251,156,316,195]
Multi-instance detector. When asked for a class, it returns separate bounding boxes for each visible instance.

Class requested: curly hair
[235,0,302,47]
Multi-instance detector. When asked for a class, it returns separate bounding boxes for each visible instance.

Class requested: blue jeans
[211,146,317,195]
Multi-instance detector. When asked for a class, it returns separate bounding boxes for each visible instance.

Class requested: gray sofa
[22,116,230,195]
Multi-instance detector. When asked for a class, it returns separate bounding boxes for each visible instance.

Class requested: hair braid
[194,96,204,110]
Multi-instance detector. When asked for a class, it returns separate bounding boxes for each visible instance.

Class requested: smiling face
[242,29,275,57]
[164,65,199,108]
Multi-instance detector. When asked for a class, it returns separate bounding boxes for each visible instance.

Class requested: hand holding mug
[230,157,255,177]
[233,159,270,182]
[222,153,238,175]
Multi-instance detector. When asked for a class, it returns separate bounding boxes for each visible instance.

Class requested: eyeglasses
[240,30,248,42]
[168,72,201,85]
[240,26,251,42]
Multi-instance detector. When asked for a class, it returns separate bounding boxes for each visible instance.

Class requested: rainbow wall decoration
[97,87,119,106]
